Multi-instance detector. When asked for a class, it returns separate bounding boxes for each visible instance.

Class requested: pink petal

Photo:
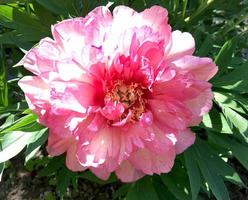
[46,132,69,156]
[18,76,50,115]
[116,160,145,182]
[167,31,195,61]
[52,7,112,63]
[186,89,214,124]
[90,165,111,180]
[77,127,120,168]
[50,80,97,114]
[148,99,191,130]
[66,143,86,171]
[141,6,171,42]
[16,38,59,75]
[42,109,85,138]
[130,148,176,175]
[172,56,218,81]
[55,59,88,82]
[144,125,174,154]
[175,129,196,154]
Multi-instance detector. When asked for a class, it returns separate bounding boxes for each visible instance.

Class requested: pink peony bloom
[18,6,217,182]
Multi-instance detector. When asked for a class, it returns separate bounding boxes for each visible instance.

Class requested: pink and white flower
[18,6,217,182]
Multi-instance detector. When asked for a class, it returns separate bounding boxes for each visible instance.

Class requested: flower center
[105,80,147,122]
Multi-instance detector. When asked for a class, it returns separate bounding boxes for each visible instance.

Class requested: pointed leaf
[126,177,159,200]
[184,148,201,200]
[0,131,33,163]
[194,141,230,200]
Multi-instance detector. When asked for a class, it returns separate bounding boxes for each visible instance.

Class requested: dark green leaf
[25,129,48,162]
[194,140,230,200]
[126,177,159,200]
[213,62,248,92]
[38,156,65,177]
[184,148,201,200]
[209,132,248,171]
[196,34,214,56]
[160,162,191,200]
[36,0,80,16]
[79,170,117,185]
[1,114,38,133]
[201,107,232,134]
[113,184,131,199]
[0,5,49,38]
[56,168,74,196]
[214,37,238,76]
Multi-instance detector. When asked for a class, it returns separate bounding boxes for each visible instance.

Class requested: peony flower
[18,6,217,182]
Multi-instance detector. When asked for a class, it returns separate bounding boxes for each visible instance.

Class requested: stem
[182,0,188,19]
[0,45,8,107]
[185,0,214,23]
[222,13,248,35]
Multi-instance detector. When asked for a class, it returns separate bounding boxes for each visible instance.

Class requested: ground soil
[0,155,119,200]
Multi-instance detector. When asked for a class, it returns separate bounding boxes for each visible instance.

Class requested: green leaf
[214,92,248,141]
[0,131,34,163]
[35,0,80,16]
[214,37,238,76]
[152,176,176,200]
[1,114,38,133]
[126,177,159,200]
[201,107,232,134]
[0,162,5,181]
[0,114,16,131]
[0,102,27,114]
[209,132,248,171]
[197,139,244,187]
[213,62,248,92]
[222,107,248,141]
[56,167,74,196]
[0,5,49,38]
[214,92,246,114]
[38,156,65,177]
[32,0,58,26]
[196,34,214,56]
[79,170,117,185]
[184,148,201,200]
[25,129,48,162]
[0,44,8,107]
[160,161,191,200]
[0,30,43,45]
[113,184,131,199]
[194,140,230,200]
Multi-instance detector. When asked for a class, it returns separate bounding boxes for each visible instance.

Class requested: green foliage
[0,0,248,199]
[126,177,159,200]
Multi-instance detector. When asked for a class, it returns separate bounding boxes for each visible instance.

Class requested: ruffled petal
[130,148,176,175]
[18,76,50,115]
[52,7,112,64]
[185,89,214,120]
[77,126,121,168]
[141,6,171,41]
[66,143,86,171]
[50,80,98,113]
[116,160,145,182]
[46,132,69,156]
[90,165,111,180]
[167,31,195,61]
[16,38,60,75]
[172,55,218,81]
[148,99,192,130]
[175,129,196,154]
